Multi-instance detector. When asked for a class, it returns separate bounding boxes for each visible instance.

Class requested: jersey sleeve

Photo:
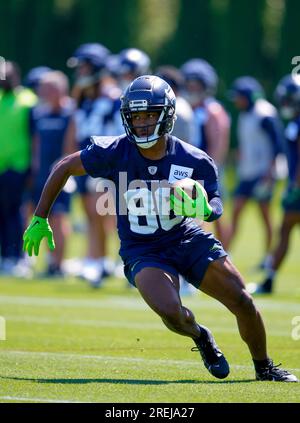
[80,136,121,179]
[195,154,219,195]
[192,154,223,221]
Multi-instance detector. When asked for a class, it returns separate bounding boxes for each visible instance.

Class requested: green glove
[23,216,55,256]
[170,181,212,219]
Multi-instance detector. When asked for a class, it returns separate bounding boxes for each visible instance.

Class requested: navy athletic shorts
[234,176,274,202]
[123,230,227,289]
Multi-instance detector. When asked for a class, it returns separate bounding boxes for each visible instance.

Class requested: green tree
[77,0,137,52]
[278,0,300,79]
[157,0,214,67]
[224,0,265,84]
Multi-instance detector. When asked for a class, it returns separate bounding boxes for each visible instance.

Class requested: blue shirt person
[250,74,300,295]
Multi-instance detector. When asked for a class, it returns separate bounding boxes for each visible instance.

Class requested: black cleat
[256,360,298,382]
[192,325,230,379]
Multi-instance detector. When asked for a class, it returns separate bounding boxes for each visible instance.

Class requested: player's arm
[23,151,86,256]
[204,103,230,166]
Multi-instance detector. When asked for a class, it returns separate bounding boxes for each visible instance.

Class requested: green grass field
[0,192,300,403]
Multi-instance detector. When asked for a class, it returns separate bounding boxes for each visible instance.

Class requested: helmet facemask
[121,96,176,149]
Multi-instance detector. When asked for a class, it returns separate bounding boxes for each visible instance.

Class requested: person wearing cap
[248,74,300,294]
[226,76,284,265]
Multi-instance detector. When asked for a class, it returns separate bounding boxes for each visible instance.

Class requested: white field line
[3,315,295,337]
[0,350,299,373]
[5,315,162,330]
[0,396,87,403]
[0,295,148,310]
[0,294,299,313]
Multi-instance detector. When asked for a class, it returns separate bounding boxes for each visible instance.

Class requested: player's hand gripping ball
[170,178,212,220]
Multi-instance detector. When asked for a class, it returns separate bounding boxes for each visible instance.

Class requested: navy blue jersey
[31,102,74,185]
[285,117,300,185]
[74,96,121,150]
[81,135,220,260]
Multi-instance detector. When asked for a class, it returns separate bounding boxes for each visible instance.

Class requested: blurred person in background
[63,43,118,287]
[226,77,283,266]
[109,48,151,134]
[24,66,52,95]
[111,48,151,92]
[155,65,194,144]
[181,58,230,246]
[0,61,36,275]
[248,74,300,294]
[30,71,74,277]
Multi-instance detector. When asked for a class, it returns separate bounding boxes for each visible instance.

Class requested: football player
[108,48,151,136]
[30,71,74,276]
[248,74,300,294]
[24,66,52,95]
[155,65,194,147]
[64,43,118,286]
[226,77,283,264]
[181,58,230,246]
[23,75,297,382]
[154,65,196,296]
[111,48,151,91]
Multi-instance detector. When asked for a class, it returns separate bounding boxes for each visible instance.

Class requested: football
[172,178,207,201]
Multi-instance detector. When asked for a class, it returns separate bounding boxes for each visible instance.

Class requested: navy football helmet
[120,75,176,149]
[24,66,52,90]
[116,48,151,77]
[274,74,300,119]
[228,76,264,103]
[67,43,110,70]
[181,59,218,95]
[67,43,111,88]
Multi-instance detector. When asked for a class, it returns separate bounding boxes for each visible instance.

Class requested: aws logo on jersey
[168,164,194,183]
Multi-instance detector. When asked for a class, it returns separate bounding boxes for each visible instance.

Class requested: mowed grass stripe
[0,294,300,313]
[3,315,297,337]
[1,350,299,373]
